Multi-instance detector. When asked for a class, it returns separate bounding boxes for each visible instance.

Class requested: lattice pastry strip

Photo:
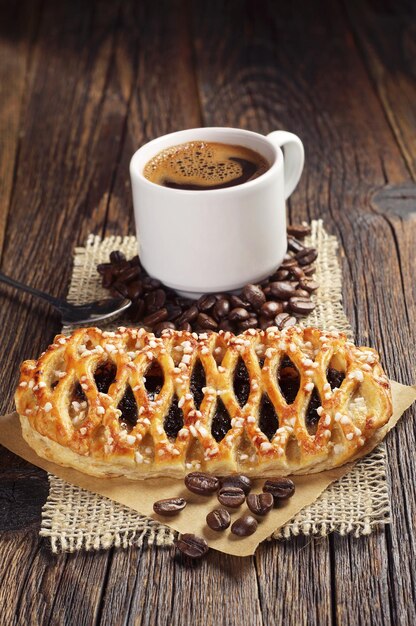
[15,326,392,478]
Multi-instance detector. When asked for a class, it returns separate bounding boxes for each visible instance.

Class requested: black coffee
[143,141,270,190]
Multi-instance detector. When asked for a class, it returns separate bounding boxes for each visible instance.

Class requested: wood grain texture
[0,0,415,624]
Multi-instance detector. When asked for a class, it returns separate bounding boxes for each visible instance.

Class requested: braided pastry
[15,326,392,478]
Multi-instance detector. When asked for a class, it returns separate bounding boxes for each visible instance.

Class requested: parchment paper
[0,380,414,556]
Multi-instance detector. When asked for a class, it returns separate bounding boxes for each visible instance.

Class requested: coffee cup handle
[267,131,304,199]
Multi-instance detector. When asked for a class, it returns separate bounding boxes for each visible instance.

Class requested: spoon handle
[0,271,62,307]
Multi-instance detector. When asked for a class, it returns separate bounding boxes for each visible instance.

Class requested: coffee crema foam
[143,141,270,190]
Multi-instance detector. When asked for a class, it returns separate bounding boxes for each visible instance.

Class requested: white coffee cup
[130,127,304,298]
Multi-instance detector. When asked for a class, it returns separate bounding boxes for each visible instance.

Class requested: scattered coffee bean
[281,256,298,269]
[289,265,305,280]
[111,281,129,298]
[218,319,235,332]
[299,277,319,292]
[197,312,218,330]
[295,247,318,266]
[302,263,316,276]
[197,294,216,312]
[176,305,199,325]
[213,297,230,320]
[217,486,246,508]
[246,492,274,516]
[206,508,231,531]
[269,281,298,299]
[110,250,126,265]
[153,497,187,516]
[154,321,176,336]
[220,475,252,495]
[178,321,192,332]
[274,312,297,330]
[228,307,250,322]
[143,308,169,326]
[230,295,250,309]
[261,300,284,318]
[287,223,311,238]
[272,269,289,281]
[231,514,258,537]
[287,236,305,254]
[289,297,316,315]
[118,265,141,283]
[243,284,266,310]
[185,472,219,495]
[263,477,296,501]
[238,316,258,331]
[176,533,209,558]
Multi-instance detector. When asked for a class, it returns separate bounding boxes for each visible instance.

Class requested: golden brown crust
[15,326,392,478]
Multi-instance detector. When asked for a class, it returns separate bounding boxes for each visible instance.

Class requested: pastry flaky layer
[15,326,392,479]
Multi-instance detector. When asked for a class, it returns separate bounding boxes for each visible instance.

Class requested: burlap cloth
[39,220,390,552]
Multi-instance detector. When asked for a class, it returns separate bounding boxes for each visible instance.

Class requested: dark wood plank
[0,0,40,254]
[344,0,416,179]
[191,1,415,625]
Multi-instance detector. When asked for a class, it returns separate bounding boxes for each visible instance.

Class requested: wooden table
[0,1,415,624]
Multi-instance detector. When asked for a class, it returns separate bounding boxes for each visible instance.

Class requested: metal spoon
[0,271,131,325]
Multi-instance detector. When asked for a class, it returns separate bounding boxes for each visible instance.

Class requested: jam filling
[233,358,250,406]
[259,395,279,440]
[190,360,206,409]
[278,355,300,404]
[327,367,345,389]
[211,398,232,442]
[94,362,117,393]
[305,387,321,431]
[144,363,164,400]
[117,386,138,429]
[164,395,184,439]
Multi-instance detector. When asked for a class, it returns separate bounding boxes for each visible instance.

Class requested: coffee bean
[197,294,216,312]
[220,475,252,495]
[272,269,290,281]
[144,288,166,313]
[263,285,272,298]
[164,303,182,321]
[102,267,114,289]
[281,256,298,269]
[129,254,141,268]
[288,265,305,280]
[263,477,295,501]
[299,277,319,293]
[197,313,218,330]
[231,514,258,537]
[274,312,297,330]
[153,497,186,516]
[111,281,129,298]
[238,317,258,331]
[287,223,311,238]
[217,486,246,508]
[242,284,266,310]
[293,289,310,298]
[97,262,113,276]
[295,247,318,266]
[261,300,284,318]
[206,508,231,531]
[302,263,316,276]
[118,265,141,283]
[110,250,126,265]
[127,280,143,300]
[230,295,250,309]
[269,281,298,299]
[246,492,274,516]
[213,297,230,320]
[185,472,219,495]
[259,316,272,331]
[176,533,209,558]
[154,321,176,336]
[228,307,250,322]
[143,277,162,290]
[176,305,199,325]
[289,297,316,315]
[128,299,145,321]
[218,319,235,332]
[178,321,192,332]
[143,308,168,326]
[287,236,305,254]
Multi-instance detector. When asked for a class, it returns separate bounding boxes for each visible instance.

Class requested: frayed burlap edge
[39,220,390,552]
